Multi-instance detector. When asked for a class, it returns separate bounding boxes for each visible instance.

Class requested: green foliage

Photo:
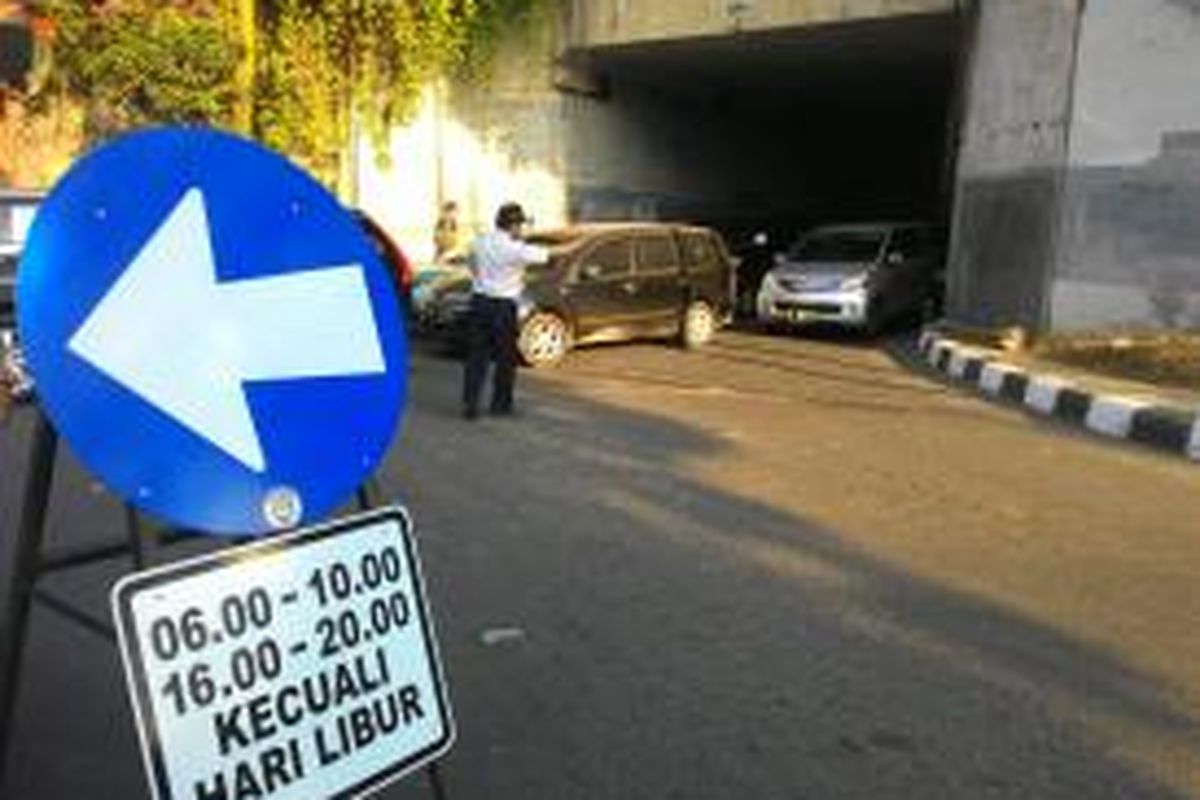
[257,0,562,183]
[460,0,560,79]
[256,0,473,177]
[254,1,345,181]
[35,1,238,139]
[32,0,560,185]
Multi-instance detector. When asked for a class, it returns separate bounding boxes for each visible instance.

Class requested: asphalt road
[1,328,1198,799]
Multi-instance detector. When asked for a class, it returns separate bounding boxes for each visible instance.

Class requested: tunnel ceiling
[575,12,961,109]
[563,12,964,226]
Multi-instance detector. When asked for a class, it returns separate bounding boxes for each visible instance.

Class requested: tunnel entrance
[568,11,964,248]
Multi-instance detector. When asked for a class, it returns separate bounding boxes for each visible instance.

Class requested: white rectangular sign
[112,507,454,800]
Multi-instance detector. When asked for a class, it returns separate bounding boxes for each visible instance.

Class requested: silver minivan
[1,190,43,401]
[756,222,944,334]
[0,189,43,328]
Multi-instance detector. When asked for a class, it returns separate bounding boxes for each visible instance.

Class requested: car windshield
[788,230,885,263]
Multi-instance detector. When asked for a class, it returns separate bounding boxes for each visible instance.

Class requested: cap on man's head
[495,202,528,230]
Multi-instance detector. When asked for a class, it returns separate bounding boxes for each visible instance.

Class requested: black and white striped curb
[917,331,1200,462]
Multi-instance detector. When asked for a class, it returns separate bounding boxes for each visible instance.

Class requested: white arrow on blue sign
[17,128,408,535]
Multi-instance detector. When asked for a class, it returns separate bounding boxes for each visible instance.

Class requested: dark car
[724,227,793,318]
[0,189,43,329]
[419,222,736,367]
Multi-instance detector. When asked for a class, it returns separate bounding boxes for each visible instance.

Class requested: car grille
[776,301,842,314]
[779,276,841,293]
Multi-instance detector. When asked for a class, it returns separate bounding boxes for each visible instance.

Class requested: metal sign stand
[0,410,448,800]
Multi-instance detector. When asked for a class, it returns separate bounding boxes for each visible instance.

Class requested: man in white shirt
[462,202,549,419]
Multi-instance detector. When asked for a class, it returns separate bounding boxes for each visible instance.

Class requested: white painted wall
[355,83,570,265]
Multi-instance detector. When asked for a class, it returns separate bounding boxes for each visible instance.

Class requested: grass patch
[1033,331,1200,392]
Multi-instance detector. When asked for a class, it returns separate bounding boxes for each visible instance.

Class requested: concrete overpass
[562,0,956,48]
[364,0,962,256]
[360,0,1200,333]
[558,2,961,225]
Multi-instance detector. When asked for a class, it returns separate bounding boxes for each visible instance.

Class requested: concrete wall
[355,12,773,262]
[1051,0,1200,330]
[563,79,774,224]
[945,0,1081,329]
[358,2,962,263]
[355,21,569,261]
[566,0,953,47]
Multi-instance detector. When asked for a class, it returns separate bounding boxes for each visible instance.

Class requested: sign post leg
[124,504,147,570]
[355,476,382,510]
[0,414,59,788]
[427,761,449,800]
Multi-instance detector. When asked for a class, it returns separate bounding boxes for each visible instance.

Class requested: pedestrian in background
[461,202,548,419]
[433,200,462,263]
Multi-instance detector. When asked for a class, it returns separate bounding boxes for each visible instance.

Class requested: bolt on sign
[112,509,454,800]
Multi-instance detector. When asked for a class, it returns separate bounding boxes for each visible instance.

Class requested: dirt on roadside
[1032,331,1200,392]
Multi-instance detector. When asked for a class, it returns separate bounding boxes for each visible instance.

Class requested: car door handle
[621,281,637,294]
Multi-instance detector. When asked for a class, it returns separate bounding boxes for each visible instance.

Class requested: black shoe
[490,405,517,417]
[462,405,479,421]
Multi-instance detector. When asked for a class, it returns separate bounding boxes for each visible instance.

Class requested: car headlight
[840,274,869,292]
[759,272,780,295]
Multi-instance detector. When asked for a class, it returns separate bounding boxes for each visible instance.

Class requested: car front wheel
[518,311,571,368]
[681,300,717,349]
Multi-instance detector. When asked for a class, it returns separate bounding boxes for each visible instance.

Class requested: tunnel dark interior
[576,11,964,248]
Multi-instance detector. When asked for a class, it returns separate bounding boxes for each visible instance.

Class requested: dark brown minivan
[514,223,735,366]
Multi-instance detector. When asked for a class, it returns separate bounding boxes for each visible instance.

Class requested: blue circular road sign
[17,128,408,535]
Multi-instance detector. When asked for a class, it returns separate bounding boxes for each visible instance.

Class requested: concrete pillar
[945,0,1082,331]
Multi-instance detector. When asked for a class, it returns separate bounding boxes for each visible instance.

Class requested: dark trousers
[462,294,519,414]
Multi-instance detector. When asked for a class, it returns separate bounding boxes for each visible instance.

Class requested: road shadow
[691,342,955,399]
[1,353,1197,798]
[546,341,1055,436]
[414,328,961,410]
[387,354,1199,799]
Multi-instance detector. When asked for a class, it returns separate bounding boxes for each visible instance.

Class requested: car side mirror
[887,251,905,266]
[581,263,604,281]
